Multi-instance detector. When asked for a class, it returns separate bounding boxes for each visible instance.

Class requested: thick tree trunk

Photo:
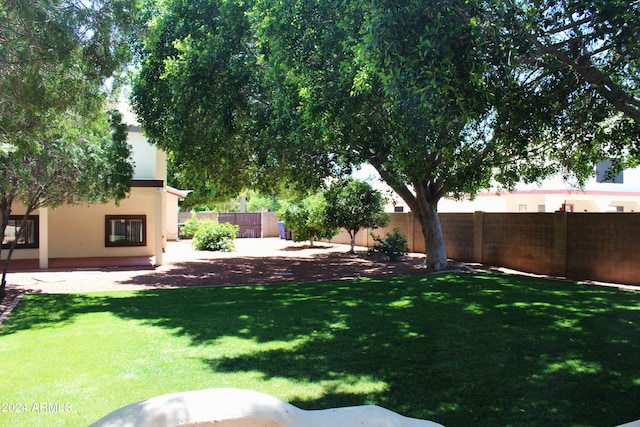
[369,158,448,270]
[416,200,448,270]
[412,179,447,270]
[0,195,14,299]
[1,200,35,297]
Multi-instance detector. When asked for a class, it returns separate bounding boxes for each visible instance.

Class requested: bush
[277,194,339,246]
[180,214,201,239]
[368,228,409,261]
[192,221,239,252]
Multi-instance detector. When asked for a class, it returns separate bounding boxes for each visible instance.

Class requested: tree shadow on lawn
[111,252,428,288]
[3,273,640,426]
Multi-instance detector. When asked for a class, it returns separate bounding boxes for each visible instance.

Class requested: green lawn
[1,272,639,426]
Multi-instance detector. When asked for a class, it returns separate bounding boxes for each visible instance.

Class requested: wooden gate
[218,213,262,238]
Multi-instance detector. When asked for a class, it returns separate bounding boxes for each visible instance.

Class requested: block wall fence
[330,212,640,286]
[181,211,639,285]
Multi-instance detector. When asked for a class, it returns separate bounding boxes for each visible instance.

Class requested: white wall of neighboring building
[513,165,640,193]
[456,164,640,213]
[353,163,640,213]
[129,130,160,180]
[118,100,167,182]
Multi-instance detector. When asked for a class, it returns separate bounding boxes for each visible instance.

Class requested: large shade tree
[133,0,639,270]
[1,0,140,153]
[0,0,141,294]
[486,0,640,174]
[0,111,134,294]
[503,0,640,124]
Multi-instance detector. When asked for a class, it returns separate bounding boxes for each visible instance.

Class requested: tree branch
[536,41,640,121]
[368,155,419,213]
[543,16,592,36]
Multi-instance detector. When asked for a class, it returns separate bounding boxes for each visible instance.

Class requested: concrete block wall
[566,213,640,284]
[184,210,638,285]
[328,211,639,285]
[440,213,475,262]
[481,213,558,276]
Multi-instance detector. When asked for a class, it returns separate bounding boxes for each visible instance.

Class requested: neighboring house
[1,112,187,269]
[439,162,640,213]
[354,162,640,213]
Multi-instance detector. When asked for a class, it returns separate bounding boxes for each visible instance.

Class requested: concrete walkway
[6,255,154,271]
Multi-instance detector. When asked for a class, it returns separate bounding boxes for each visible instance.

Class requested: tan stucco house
[1,120,186,269]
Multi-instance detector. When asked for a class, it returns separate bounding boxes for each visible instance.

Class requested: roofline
[166,186,189,199]
[477,189,640,197]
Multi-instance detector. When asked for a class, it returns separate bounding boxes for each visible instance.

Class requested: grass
[1,272,639,426]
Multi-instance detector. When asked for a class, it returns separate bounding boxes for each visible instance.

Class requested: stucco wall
[129,131,158,180]
[166,192,180,241]
[47,187,161,258]
[3,187,162,260]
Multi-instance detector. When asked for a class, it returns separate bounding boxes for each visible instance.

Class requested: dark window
[596,160,624,183]
[105,215,146,247]
[394,206,404,213]
[2,216,39,249]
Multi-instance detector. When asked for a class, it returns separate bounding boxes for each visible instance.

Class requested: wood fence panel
[218,213,262,238]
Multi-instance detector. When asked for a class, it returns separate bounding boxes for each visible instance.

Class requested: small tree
[325,179,389,253]
[277,194,339,247]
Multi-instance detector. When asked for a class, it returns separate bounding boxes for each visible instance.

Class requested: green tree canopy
[324,179,388,254]
[484,0,640,174]
[246,192,281,213]
[0,0,140,294]
[0,0,140,153]
[133,0,639,270]
[501,0,640,123]
[277,194,339,247]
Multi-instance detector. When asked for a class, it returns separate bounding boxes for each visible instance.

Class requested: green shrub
[180,214,201,239]
[368,228,409,261]
[192,221,239,252]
